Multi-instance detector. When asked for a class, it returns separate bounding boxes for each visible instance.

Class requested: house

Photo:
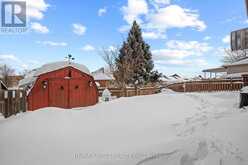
[19,61,98,111]
[7,75,24,89]
[203,1,248,79]
[169,74,181,80]
[92,67,114,88]
[203,57,248,79]
[159,74,187,85]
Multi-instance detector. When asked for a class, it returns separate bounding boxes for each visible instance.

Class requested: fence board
[0,89,27,118]
[167,79,243,92]
[98,87,161,98]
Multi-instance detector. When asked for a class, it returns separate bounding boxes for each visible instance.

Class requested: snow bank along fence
[166,79,243,92]
[98,87,161,97]
[0,89,27,118]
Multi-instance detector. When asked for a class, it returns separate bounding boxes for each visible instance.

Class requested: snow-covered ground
[0,91,248,165]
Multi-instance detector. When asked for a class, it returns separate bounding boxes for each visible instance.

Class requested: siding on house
[226,65,248,74]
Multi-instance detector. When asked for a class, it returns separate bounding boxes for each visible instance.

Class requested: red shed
[19,61,98,111]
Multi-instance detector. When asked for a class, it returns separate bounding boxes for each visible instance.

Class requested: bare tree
[99,46,119,73]
[0,64,15,87]
[223,49,248,64]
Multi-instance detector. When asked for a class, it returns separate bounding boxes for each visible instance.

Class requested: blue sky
[0,0,247,77]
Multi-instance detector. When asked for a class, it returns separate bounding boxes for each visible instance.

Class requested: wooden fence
[167,79,244,92]
[0,90,27,118]
[98,87,161,98]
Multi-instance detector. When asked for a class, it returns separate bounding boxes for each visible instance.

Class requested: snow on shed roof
[34,61,90,76]
[19,61,91,87]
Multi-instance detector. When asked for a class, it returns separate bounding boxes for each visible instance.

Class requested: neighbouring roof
[159,76,170,81]
[203,57,248,73]
[224,57,248,67]
[93,72,114,81]
[92,67,114,81]
[169,74,181,79]
[221,72,248,79]
[19,61,91,87]
[202,67,227,73]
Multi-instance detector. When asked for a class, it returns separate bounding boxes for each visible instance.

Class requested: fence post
[183,83,186,92]
[9,91,13,116]
[124,87,127,97]
[208,80,211,92]
[230,78,233,91]
[3,91,8,118]
[135,86,138,96]
[23,90,27,112]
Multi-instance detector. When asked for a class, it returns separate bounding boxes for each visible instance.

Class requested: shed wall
[28,67,98,111]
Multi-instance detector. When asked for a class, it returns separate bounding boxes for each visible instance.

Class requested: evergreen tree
[114,21,155,87]
[127,21,154,84]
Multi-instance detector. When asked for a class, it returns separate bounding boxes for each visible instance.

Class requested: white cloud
[156,58,208,67]
[118,25,131,33]
[37,41,68,47]
[25,0,50,20]
[30,22,49,33]
[152,40,212,67]
[122,0,149,24]
[203,36,211,41]
[149,5,206,31]
[0,54,30,70]
[72,23,86,36]
[0,54,19,61]
[149,0,171,9]
[222,35,230,44]
[81,44,95,51]
[166,40,212,53]
[98,7,107,16]
[153,49,193,59]
[142,31,165,39]
[153,0,170,5]
[121,1,206,40]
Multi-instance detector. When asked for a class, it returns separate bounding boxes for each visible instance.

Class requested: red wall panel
[28,67,98,111]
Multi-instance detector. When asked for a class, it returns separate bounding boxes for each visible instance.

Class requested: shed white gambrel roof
[19,61,91,87]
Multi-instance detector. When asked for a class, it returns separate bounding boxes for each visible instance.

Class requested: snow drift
[0,92,248,165]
